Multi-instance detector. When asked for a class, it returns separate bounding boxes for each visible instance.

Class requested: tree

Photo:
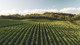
[65,16,71,21]
[72,14,80,20]
[58,15,64,20]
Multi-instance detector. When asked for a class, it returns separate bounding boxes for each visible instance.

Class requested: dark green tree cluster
[0,12,80,21]
[0,14,24,19]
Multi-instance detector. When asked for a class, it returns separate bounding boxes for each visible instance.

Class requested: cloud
[0,9,58,15]
[60,8,80,14]
[0,9,18,15]
[21,9,58,15]
[0,8,80,15]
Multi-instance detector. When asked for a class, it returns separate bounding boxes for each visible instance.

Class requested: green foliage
[0,12,76,21]
[72,14,80,20]
[65,16,71,21]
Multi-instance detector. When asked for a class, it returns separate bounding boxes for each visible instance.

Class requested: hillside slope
[0,19,80,45]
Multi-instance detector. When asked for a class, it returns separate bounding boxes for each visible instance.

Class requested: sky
[0,0,80,15]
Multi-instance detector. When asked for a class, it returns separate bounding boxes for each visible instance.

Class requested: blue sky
[0,0,79,10]
[0,0,80,15]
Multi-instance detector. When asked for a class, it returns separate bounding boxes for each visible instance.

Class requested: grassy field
[72,20,80,26]
[0,19,80,45]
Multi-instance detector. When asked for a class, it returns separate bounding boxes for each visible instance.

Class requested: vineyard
[0,19,80,45]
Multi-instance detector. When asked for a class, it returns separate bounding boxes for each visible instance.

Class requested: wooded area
[0,12,80,21]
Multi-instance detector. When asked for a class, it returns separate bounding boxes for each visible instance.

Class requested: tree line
[0,12,80,21]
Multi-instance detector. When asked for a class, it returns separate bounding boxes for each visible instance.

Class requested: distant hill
[0,12,80,21]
